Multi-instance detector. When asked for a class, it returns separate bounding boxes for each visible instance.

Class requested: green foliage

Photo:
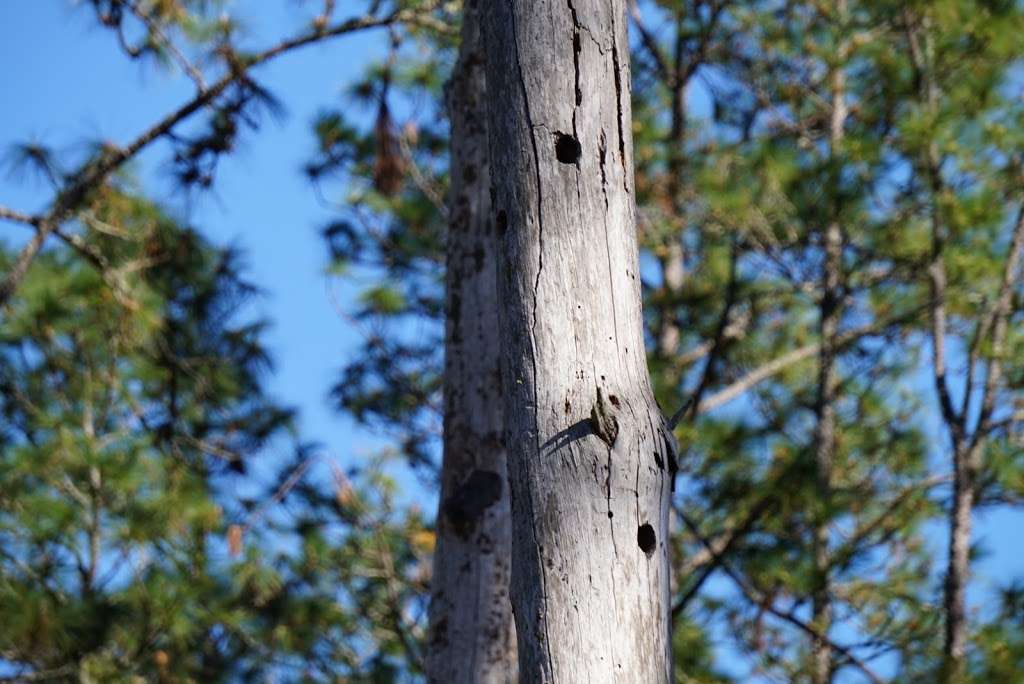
[308,21,455,471]
[0,193,292,679]
[317,0,1024,679]
[0,188,431,681]
[5,0,1024,680]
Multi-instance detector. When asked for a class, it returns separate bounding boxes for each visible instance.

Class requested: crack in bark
[609,12,627,192]
[567,0,583,108]
[566,0,584,207]
[601,201,622,354]
[606,444,617,554]
[599,130,610,210]
[508,8,555,675]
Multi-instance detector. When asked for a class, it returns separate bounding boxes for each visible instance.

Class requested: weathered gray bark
[426,2,517,680]
[483,1,674,680]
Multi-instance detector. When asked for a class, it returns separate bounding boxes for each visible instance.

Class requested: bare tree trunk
[943,443,974,681]
[483,1,674,680]
[655,23,691,364]
[656,241,685,359]
[811,18,846,681]
[427,2,517,680]
[908,17,974,680]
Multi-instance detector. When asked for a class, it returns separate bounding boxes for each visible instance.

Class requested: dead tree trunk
[483,1,674,680]
[427,2,517,680]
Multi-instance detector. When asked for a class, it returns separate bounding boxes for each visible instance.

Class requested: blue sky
[1,2,1022,680]
[0,1,398,487]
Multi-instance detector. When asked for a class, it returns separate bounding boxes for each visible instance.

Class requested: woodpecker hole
[555,132,582,164]
[637,523,656,556]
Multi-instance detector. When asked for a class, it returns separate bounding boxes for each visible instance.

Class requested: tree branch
[127,0,207,92]
[668,241,741,428]
[672,493,774,616]
[0,205,39,227]
[690,304,925,418]
[677,509,883,684]
[0,5,429,307]
[830,473,951,572]
[972,203,1024,449]
[629,1,670,83]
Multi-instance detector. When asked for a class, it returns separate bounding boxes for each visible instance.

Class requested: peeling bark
[483,1,674,680]
[427,2,517,680]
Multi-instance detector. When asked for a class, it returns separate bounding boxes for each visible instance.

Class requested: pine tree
[0,191,297,680]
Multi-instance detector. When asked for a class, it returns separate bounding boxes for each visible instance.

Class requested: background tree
[420,0,518,681]
[0,191,299,680]
[0,2,445,681]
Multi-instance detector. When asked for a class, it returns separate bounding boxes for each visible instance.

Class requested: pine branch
[672,493,775,616]
[126,0,207,92]
[668,303,925,426]
[677,508,884,684]
[0,4,435,307]
[830,474,951,571]
[629,2,670,83]
[668,241,741,428]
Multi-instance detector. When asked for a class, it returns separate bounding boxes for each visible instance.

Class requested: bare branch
[629,1,670,83]
[0,205,39,227]
[668,242,741,428]
[677,510,884,684]
[830,474,951,570]
[0,4,432,306]
[127,1,207,92]
[398,124,448,221]
[906,13,963,445]
[672,493,774,615]
[693,305,924,417]
[1,218,56,306]
[972,204,1024,448]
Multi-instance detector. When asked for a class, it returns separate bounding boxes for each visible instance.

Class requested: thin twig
[971,204,1024,446]
[0,205,39,226]
[679,304,925,421]
[0,4,433,306]
[127,1,207,92]
[677,509,884,684]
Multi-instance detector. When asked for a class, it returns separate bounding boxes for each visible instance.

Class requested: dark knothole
[444,469,503,540]
[496,210,507,236]
[637,523,656,556]
[555,132,582,165]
